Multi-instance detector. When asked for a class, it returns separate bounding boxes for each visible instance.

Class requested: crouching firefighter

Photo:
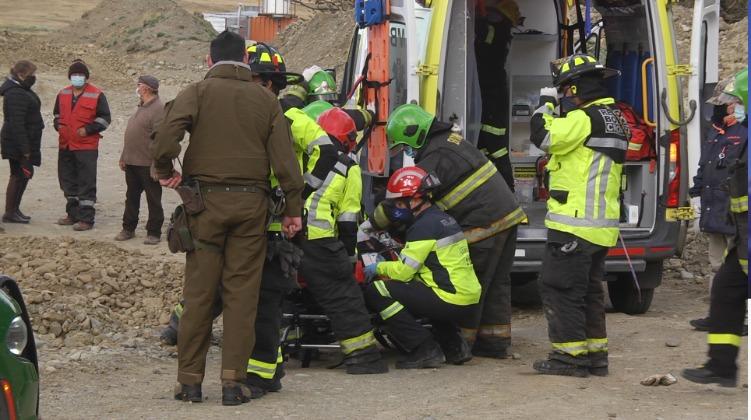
[682,67,748,388]
[363,167,482,369]
[380,104,525,361]
[530,54,628,377]
[298,107,388,374]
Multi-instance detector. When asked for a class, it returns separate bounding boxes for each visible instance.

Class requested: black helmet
[551,54,619,87]
[247,42,304,87]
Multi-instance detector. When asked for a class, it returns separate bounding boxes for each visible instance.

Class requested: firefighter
[682,68,748,387]
[380,104,525,362]
[297,107,388,374]
[281,65,340,110]
[529,54,627,377]
[474,0,523,190]
[363,166,482,369]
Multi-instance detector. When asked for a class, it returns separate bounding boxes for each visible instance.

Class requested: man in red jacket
[53,60,111,231]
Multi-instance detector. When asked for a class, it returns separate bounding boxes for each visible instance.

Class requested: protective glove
[363,262,379,282]
[277,240,304,282]
[539,87,559,107]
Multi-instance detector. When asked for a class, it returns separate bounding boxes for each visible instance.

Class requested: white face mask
[70,75,86,88]
[136,87,141,99]
[733,104,746,123]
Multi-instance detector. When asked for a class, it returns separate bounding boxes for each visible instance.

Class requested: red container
[249,16,296,42]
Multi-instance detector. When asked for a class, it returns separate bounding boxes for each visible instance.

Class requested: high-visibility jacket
[285,107,338,199]
[727,143,748,274]
[531,97,628,247]
[56,84,104,151]
[305,153,361,242]
[415,122,525,243]
[377,206,481,306]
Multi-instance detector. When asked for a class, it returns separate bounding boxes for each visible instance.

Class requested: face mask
[70,75,86,88]
[21,75,36,89]
[386,199,415,225]
[733,104,746,123]
[136,88,142,99]
[560,96,578,114]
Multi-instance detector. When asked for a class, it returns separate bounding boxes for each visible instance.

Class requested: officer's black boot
[533,356,589,378]
[588,352,609,376]
[222,381,251,406]
[344,346,389,374]
[396,338,446,369]
[174,383,202,402]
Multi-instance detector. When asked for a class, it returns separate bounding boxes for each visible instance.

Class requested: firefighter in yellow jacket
[299,107,389,374]
[529,54,628,377]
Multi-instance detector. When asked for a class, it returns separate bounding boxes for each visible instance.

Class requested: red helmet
[386,166,440,199]
[317,108,357,152]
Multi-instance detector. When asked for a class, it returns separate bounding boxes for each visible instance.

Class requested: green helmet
[551,53,619,87]
[302,100,334,121]
[308,70,337,101]
[727,68,748,105]
[386,104,435,149]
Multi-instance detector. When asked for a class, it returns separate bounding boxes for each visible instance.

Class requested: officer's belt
[200,184,265,194]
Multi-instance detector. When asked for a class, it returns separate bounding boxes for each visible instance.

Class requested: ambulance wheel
[607,279,655,315]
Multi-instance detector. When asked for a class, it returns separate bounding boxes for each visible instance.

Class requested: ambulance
[340,0,721,313]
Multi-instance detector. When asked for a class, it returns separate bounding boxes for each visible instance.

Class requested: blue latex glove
[363,262,379,282]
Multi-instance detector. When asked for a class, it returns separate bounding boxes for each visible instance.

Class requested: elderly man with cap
[53,59,111,231]
[115,75,165,244]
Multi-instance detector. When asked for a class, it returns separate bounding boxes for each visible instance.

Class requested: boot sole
[681,371,737,387]
[533,364,589,378]
[2,217,28,224]
[222,397,250,406]
[346,364,389,374]
[589,367,609,377]
[396,354,445,369]
[174,394,203,403]
[446,354,473,365]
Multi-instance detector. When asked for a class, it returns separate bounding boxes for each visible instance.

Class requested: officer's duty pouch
[176,179,205,215]
[167,205,195,253]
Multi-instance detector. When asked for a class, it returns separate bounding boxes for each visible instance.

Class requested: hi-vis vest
[285,107,333,191]
[537,97,628,247]
[727,146,748,275]
[305,153,361,240]
[56,84,103,151]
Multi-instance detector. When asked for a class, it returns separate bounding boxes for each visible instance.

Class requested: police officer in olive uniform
[529,54,628,378]
[682,68,748,387]
[379,104,525,361]
[152,31,304,405]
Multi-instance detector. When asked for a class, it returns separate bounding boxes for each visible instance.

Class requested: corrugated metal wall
[248,16,297,42]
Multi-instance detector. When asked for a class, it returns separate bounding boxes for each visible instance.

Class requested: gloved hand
[539,87,559,107]
[276,240,304,282]
[363,262,379,282]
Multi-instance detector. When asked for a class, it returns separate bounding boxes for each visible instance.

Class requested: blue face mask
[733,104,746,123]
[385,199,414,225]
[560,96,578,114]
[70,75,86,88]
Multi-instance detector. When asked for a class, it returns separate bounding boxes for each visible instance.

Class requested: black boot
[15,177,29,221]
[269,363,285,392]
[159,311,180,346]
[588,352,609,377]
[2,177,26,224]
[174,383,202,402]
[681,366,737,387]
[533,358,589,378]
[472,337,510,359]
[396,338,445,369]
[435,329,472,365]
[241,374,270,399]
[222,381,251,406]
[689,317,710,331]
[344,347,389,375]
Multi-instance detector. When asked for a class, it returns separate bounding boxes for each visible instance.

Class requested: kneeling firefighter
[363,166,482,369]
[530,54,628,377]
[376,104,525,360]
[298,107,389,374]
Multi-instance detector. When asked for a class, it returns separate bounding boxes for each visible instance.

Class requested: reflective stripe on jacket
[534,97,627,247]
[376,206,481,306]
[285,107,337,195]
[305,153,361,240]
[57,84,103,150]
[416,125,524,239]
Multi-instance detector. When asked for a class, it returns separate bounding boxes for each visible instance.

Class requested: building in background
[203,1,296,43]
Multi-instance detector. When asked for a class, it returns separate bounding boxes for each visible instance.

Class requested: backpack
[615,101,656,161]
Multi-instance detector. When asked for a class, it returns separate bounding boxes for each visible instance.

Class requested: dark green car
[0,276,39,420]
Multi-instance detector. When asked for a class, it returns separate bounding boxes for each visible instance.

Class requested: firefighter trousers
[177,190,267,385]
[364,280,476,351]
[705,249,747,377]
[475,17,514,190]
[538,229,608,367]
[461,226,517,351]
[299,237,378,357]
[58,149,98,223]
